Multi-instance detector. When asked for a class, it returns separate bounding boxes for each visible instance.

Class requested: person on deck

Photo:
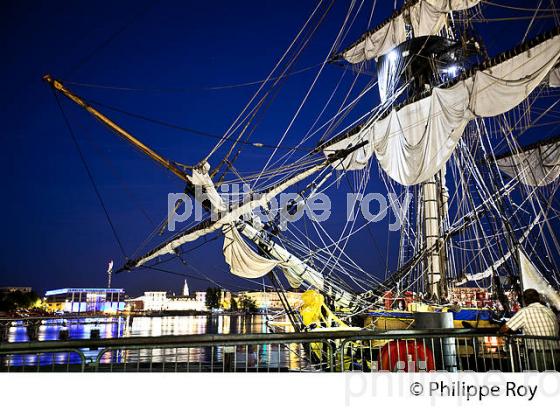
[499,288,559,371]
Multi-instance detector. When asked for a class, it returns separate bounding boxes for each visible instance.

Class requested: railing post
[0,322,10,343]
[223,345,235,372]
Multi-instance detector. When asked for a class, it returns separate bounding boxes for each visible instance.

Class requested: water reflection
[2,314,303,370]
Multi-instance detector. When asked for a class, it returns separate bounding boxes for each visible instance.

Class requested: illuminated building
[236,291,303,311]
[0,286,33,294]
[126,291,207,312]
[44,288,125,313]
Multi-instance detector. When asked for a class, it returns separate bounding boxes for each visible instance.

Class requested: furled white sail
[238,223,360,308]
[465,37,560,117]
[519,249,560,310]
[223,224,279,278]
[134,162,326,267]
[189,161,227,212]
[342,0,481,63]
[326,32,560,186]
[496,140,560,187]
[239,223,325,290]
[281,266,304,289]
[323,126,375,171]
[373,83,471,185]
[343,15,406,64]
[546,66,560,87]
[222,223,309,290]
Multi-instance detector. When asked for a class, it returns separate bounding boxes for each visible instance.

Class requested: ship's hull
[365,308,498,330]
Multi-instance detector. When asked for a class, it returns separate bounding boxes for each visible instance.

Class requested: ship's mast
[422,171,447,300]
[43,75,192,185]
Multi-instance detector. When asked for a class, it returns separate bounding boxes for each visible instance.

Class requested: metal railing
[0,329,558,372]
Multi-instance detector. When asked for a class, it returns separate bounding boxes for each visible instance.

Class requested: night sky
[1,0,556,297]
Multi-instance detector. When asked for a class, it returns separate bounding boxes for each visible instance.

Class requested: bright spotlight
[444,65,459,77]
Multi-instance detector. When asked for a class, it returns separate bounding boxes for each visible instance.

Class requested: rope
[204,0,330,162]
[522,0,544,42]
[61,63,323,93]
[53,91,128,258]
[482,1,560,12]
[65,0,158,77]
[85,98,314,153]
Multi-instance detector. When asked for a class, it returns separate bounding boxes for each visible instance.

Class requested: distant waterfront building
[237,291,303,311]
[0,286,33,294]
[126,290,207,312]
[44,288,125,313]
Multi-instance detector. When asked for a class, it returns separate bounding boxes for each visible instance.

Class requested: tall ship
[44,0,560,333]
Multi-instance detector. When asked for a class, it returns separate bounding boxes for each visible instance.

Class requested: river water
[3,315,304,370]
[7,314,273,342]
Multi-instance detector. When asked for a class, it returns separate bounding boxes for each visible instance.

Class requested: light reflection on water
[3,315,303,370]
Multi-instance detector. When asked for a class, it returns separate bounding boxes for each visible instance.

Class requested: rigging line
[267,51,378,177]
[482,1,560,12]
[261,81,373,193]
[60,63,324,93]
[253,0,348,189]
[80,128,156,228]
[219,158,322,186]
[213,47,315,182]
[323,165,378,287]
[283,215,384,287]
[301,203,385,289]
[52,91,127,258]
[300,77,380,150]
[472,123,528,278]
[263,66,350,176]
[205,0,328,160]
[522,0,544,42]
[84,98,314,152]
[65,0,159,78]
[319,161,370,278]
[467,15,557,22]
[142,264,263,292]
[261,74,376,185]
[267,6,378,174]
[266,167,384,287]
[280,204,383,289]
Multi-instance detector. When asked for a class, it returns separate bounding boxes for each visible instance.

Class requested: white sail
[519,249,560,310]
[238,223,360,308]
[546,66,560,87]
[222,223,317,292]
[189,161,227,211]
[223,224,279,278]
[496,140,560,187]
[342,0,481,63]
[325,32,560,186]
[134,162,326,267]
[343,14,406,64]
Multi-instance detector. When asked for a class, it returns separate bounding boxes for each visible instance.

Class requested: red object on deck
[383,291,393,310]
[404,291,414,306]
[379,340,435,372]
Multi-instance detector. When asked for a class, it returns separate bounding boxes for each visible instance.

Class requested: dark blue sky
[1,0,556,296]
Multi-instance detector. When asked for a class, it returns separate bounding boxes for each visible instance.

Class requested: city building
[126,290,207,312]
[0,286,33,294]
[44,288,125,313]
[237,291,303,311]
